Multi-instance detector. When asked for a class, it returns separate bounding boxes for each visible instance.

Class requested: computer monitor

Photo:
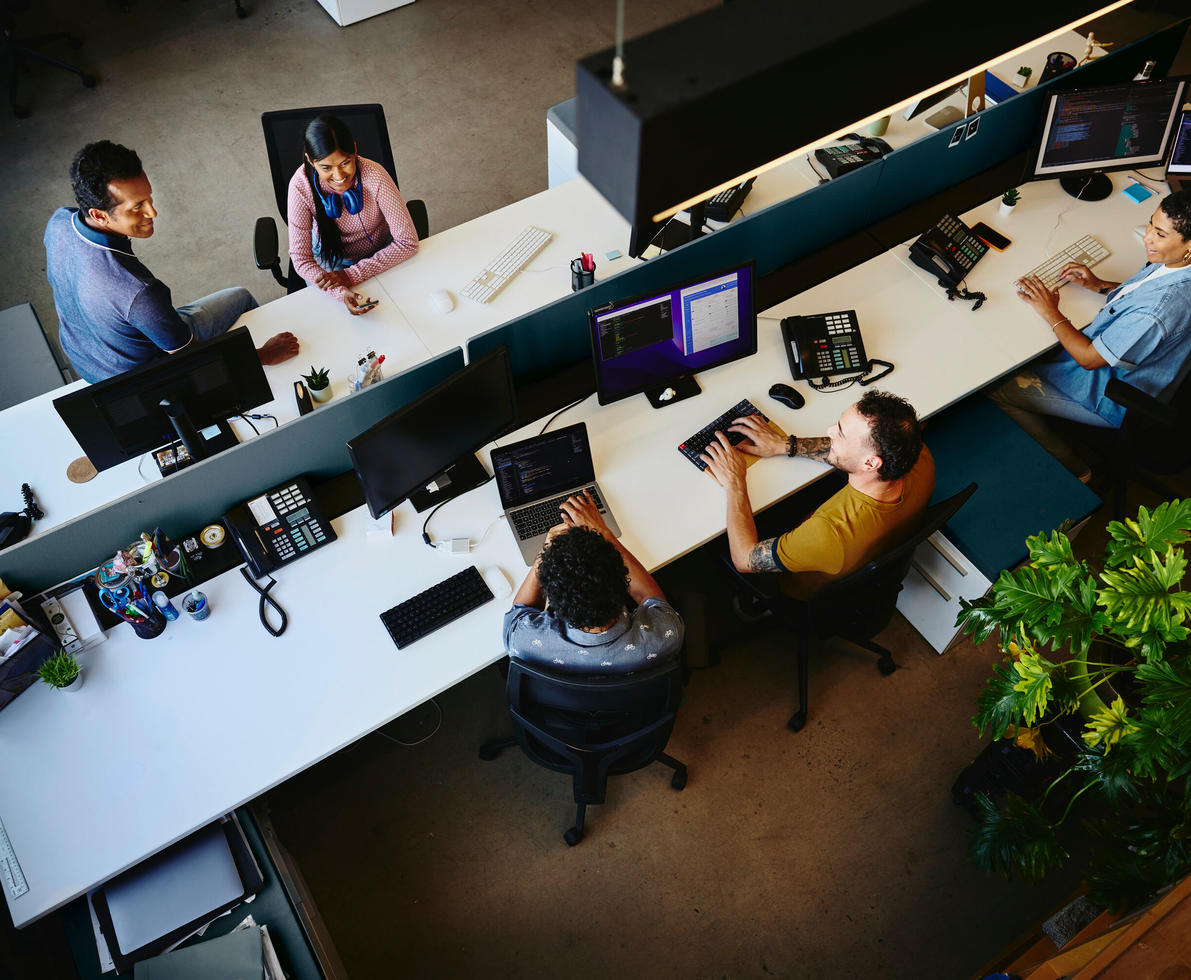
[53,327,273,473]
[1030,79,1187,201]
[1166,107,1191,192]
[347,346,516,516]
[587,261,756,408]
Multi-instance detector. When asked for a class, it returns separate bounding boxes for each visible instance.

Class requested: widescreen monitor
[587,261,756,408]
[1167,108,1191,189]
[52,327,273,473]
[1030,79,1187,200]
[346,346,516,516]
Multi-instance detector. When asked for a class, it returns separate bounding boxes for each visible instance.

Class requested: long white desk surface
[0,173,1165,926]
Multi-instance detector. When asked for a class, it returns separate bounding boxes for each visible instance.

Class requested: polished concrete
[0,2,1185,978]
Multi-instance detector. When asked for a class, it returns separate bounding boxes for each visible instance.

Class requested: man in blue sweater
[45,140,298,383]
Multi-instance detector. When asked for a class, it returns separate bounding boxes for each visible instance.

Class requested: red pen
[582,253,594,272]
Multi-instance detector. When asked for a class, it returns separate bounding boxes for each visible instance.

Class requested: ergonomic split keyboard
[459,225,553,304]
[678,398,770,471]
[379,565,495,649]
[1016,234,1111,291]
[510,486,607,539]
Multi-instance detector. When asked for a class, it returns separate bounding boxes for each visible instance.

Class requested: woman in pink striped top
[287,115,419,315]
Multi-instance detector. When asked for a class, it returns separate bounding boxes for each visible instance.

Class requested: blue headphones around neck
[315,168,363,218]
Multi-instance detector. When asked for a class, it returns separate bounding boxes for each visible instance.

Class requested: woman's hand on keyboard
[1015,274,1062,323]
[728,414,786,458]
[1058,262,1109,293]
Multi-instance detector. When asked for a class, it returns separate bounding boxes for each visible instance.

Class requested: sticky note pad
[1123,182,1154,203]
[604,249,623,261]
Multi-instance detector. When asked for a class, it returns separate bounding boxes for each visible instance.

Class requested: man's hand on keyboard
[1015,274,1062,324]
[701,431,748,492]
[1059,262,1110,294]
[728,414,785,458]
[557,490,612,539]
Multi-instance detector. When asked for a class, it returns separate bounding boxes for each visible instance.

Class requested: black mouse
[768,383,805,410]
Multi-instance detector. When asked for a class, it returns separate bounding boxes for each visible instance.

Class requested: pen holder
[571,258,595,291]
[131,605,168,640]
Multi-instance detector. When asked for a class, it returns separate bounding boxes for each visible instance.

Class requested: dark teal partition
[2,349,465,594]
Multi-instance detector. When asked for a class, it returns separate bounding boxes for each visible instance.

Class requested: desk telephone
[908,213,989,288]
[780,310,893,390]
[222,477,337,577]
[813,133,892,179]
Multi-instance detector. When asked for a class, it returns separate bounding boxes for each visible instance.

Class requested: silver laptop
[1167,109,1191,193]
[491,421,621,564]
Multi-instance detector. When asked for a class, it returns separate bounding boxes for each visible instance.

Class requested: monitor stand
[644,374,701,409]
[152,417,239,476]
[1059,172,1112,202]
[408,454,489,513]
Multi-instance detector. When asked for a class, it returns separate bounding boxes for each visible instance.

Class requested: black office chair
[721,482,977,733]
[253,103,430,294]
[1053,374,1191,519]
[2,1,96,118]
[479,657,688,846]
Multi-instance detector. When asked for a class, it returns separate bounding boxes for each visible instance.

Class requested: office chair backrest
[808,482,978,637]
[506,657,684,773]
[1112,369,1191,476]
[260,104,398,220]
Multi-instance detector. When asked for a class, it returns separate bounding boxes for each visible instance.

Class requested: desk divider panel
[471,21,1186,390]
[1,349,465,595]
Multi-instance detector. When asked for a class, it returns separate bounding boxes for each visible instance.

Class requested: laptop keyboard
[510,485,606,539]
[678,398,770,471]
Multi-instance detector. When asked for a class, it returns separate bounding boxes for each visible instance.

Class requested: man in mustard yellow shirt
[701,390,934,599]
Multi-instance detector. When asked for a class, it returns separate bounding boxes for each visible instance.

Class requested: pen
[582,252,594,272]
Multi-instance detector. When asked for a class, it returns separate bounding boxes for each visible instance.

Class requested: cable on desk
[374,697,443,747]
[236,414,260,437]
[421,473,495,550]
[539,395,587,435]
[239,567,288,636]
[1130,167,1167,187]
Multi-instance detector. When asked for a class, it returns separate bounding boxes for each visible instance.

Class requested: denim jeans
[175,287,259,342]
[987,370,1110,477]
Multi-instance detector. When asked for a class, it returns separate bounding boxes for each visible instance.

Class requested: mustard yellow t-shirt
[773,446,936,599]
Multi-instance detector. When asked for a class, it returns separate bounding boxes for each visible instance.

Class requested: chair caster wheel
[878,657,896,676]
[787,711,806,732]
[670,768,687,791]
[563,827,582,847]
[82,74,97,89]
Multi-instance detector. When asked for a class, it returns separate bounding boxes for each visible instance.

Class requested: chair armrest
[407,199,429,241]
[1104,378,1177,427]
[253,217,290,289]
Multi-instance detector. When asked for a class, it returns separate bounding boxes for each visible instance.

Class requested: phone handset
[222,476,336,578]
[780,310,894,390]
[908,213,990,308]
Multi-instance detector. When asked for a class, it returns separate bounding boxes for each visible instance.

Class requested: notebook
[490,422,621,564]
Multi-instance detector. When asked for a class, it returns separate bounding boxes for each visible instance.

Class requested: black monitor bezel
[52,326,273,471]
[586,260,758,407]
[346,345,517,519]
[1030,78,1188,183]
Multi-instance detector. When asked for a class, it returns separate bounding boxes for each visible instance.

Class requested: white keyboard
[1016,234,1111,291]
[460,225,553,304]
[0,815,28,899]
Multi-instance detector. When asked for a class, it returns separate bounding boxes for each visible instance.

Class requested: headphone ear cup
[318,186,342,219]
[342,172,363,215]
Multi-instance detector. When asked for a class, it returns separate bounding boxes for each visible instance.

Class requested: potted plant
[36,649,83,692]
[957,499,1191,913]
[302,366,332,403]
[1014,65,1033,88]
[999,187,1020,218]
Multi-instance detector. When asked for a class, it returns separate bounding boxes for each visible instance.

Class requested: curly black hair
[855,389,923,482]
[536,526,631,630]
[1160,190,1191,242]
[70,141,143,213]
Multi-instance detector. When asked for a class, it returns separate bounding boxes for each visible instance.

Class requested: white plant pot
[309,384,332,404]
[999,202,1017,219]
[62,669,83,692]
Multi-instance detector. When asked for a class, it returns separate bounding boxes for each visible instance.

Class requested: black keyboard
[678,398,770,471]
[379,565,495,649]
[510,485,606,539]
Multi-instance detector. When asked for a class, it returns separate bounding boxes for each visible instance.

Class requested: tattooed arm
[788,436,831,463]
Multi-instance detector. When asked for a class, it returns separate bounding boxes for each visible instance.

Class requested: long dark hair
[302,114,356,267]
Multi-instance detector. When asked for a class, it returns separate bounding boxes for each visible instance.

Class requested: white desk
[0,175,1160,927]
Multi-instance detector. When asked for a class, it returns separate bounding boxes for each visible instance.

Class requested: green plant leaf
[1027,574,1108,658]
[956,594,1021,649]
[1073,747,1141,806]
[1117,709,1180,781]
[1026,529,1076,569]
[972,660,1024,739]
[1098,546,1191,661]
[1082,696,1138,751]
[1104,499,1191,568]
[1137,656,1191,748]
[1012,651,1058,727]
[968,792,1066,882]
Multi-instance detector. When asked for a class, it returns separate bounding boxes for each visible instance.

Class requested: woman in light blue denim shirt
[991,190,1191,473]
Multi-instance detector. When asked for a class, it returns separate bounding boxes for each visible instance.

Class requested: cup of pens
[571,253,595,291]
[98,584,167,639]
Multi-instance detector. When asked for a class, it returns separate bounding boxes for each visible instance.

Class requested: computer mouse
[482,566,512,599]
[429,289,455,314]
[769,383,805,410]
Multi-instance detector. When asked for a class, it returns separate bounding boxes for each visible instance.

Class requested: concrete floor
[2,2,1186,978]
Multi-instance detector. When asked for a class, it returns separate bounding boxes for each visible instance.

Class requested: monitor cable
[239,567,288,636]
[539,395,587,435]
[420,473,496,551]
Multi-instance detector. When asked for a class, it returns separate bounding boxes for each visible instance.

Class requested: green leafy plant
[1001,187,1021,207]
[1016,66,1033,78]
[958,499,1191,912]
[36,649,81,690]
[302,366,330,391]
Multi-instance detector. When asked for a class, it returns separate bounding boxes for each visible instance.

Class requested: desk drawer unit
[897,531,992,654]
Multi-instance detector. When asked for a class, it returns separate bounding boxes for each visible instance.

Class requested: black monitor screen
[52,327,273,471]
[1032,80,1187,180]
[588,261,756,405]
[347,347,516,519]
[1168,109,1191,177]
